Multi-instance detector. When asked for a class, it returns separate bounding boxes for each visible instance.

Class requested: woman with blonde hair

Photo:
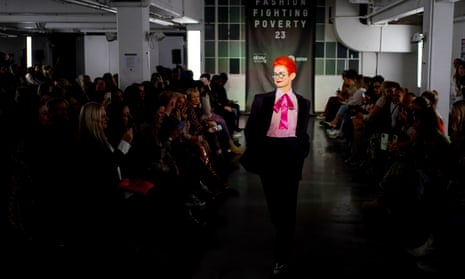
[69,101,133,271]
[449,100,465,206]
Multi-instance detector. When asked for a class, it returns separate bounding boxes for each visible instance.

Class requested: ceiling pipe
[60,0,183,30]
[366,0,425,25]
[454,15,465,22]
[333,0,419,52]
[149,2,182,18]
[364,0,407,20]
[334,1,408,22]
[61,0,117,13]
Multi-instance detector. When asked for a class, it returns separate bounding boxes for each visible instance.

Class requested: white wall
[83,33,186,87]
[452,20,465,61]
[158,35,185,69]
[360,51,418,92]
[453,1,465,60]
[107,40,119,76]
[224,74,246,111]
[84,35,112,80]
[147,34,160,74]
[369,52,418,93]
[314,76,343,112]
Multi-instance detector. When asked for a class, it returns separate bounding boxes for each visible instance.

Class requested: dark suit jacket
[240,90,311,177]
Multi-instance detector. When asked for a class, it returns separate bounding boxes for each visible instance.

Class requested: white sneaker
[185,194,206,208]
[408,234,435,257]
[316,114,326,120]
[232,131,242,139]
[326,129,341,139]
[273,263,287,275]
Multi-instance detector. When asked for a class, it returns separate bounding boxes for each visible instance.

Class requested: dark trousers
[324,96,342,122]
[260,137,302,264]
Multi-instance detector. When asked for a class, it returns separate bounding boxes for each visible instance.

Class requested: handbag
[118,178,155,195]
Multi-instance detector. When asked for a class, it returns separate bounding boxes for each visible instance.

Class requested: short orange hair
[273,56,296,75]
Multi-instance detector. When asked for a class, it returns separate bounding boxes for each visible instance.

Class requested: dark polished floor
[187,116,461,278]
[3,116,463,277]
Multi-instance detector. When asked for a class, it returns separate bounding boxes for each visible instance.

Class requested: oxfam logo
[253,54,267,64]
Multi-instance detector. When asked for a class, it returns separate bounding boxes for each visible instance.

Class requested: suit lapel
[263,91,276,128]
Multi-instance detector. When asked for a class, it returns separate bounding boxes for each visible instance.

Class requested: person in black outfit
[211,74,240,134]
[241,56,311,277]
[69,102,133,273]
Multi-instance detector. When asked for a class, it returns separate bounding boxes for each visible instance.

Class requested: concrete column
[116,5,151,90]
[422,0,454,135]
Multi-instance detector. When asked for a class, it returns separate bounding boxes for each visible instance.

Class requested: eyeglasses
[272,72,287,79]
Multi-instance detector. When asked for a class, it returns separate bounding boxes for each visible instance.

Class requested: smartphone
[216,124,223,131]
[392,134,398,145]
[177,120,185,131]
[380,133,389,151]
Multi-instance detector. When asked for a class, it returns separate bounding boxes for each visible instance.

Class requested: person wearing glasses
[240,56,311,277]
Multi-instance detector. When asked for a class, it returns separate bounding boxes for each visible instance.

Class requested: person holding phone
[241,56,311,276]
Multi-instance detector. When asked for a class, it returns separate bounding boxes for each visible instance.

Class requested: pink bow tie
[273,93,294,129]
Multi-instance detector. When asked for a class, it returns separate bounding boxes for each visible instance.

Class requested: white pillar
[422,0,454,135]
[116,5,151,90]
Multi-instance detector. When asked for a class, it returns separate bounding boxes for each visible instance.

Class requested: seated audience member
[69,101,133,270]
[319,69,358,126]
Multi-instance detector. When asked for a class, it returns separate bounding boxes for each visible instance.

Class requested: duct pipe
[333,0,420,52]
[62,0,117,13]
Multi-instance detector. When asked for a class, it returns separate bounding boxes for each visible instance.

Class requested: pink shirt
[267,89,298,138]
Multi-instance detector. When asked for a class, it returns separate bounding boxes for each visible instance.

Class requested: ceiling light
[171,16,199,24]
[149,18,174,26]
